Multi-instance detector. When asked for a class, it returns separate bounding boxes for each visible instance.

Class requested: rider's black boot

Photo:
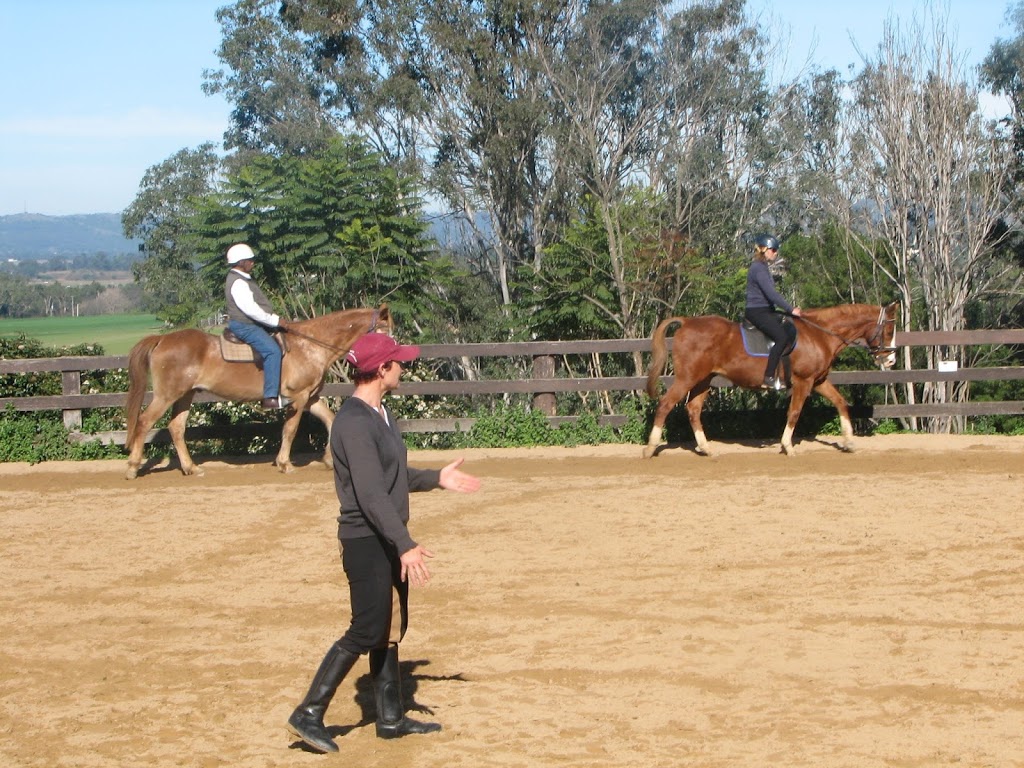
[287,641,360,753]
[370,644,442,739]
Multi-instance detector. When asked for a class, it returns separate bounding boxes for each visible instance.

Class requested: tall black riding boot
[370,644,442,739]
[287,641,360,753]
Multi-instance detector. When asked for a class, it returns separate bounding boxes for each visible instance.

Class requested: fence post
[61,370,83,431]
[532,354,556,416]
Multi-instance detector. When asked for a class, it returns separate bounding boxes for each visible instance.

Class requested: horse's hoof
[276,462,295,474]
[181,465,205,477]
[125,466,138,480]
[641,445,657,459]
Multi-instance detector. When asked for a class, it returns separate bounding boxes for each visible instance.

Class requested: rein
[282,309,383,353]
[780,306,896,357]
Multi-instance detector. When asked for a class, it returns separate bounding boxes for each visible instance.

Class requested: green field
[0,314,165,355]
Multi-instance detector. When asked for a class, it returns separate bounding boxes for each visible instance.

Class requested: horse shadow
[650,434,854,457]
[649,437,780,457]
[132,451,330,477]
[287,657,468,753]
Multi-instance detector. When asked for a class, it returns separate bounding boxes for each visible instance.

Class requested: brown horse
[124,305,391,479]
[643,302,899,458]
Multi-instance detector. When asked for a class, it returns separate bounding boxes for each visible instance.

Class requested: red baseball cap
[345,333,420,373]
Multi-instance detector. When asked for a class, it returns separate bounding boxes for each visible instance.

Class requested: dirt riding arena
[1,434,1022,767]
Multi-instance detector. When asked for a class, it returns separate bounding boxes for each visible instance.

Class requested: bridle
[864,305,898,360]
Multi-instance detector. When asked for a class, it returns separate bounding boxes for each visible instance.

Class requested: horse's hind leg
[643,380,691,458]
[167,393,201,476]
[125,397,173,480]
[685,385,713,456]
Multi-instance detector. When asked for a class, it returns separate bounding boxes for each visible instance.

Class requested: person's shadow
[288,657,467,752]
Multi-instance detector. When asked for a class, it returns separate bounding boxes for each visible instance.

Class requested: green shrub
[0,407,121,463]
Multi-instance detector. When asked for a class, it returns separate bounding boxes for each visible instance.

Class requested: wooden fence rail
[1,330,1023,446]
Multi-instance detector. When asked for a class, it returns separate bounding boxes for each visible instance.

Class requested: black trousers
[337,535,409,655]
[745,306,796,379]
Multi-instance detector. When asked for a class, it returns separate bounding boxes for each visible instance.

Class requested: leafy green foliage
[0,408,121,463]
[190,136,453,327]
[454,400,647,449]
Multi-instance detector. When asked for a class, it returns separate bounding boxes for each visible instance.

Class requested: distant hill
[0,213,141,259]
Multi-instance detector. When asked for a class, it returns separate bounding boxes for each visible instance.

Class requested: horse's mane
[294,305,391,335]
[800,303,876,322]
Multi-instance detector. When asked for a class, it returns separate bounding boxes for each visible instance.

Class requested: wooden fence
[1,329,1023,446]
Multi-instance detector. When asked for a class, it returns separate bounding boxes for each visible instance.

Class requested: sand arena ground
[1,434,1022,767]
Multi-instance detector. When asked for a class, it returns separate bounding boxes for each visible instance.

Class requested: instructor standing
[287,332,481,754]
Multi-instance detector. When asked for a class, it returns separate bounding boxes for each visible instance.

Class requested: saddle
[740,318,796,387]
[739,317,797,357]
[219,328,289,363]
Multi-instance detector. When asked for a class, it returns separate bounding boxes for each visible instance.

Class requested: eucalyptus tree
[840,9,1019,431]
[981,2,1024,179]
[203,0,341,158]
[529,0,800,352]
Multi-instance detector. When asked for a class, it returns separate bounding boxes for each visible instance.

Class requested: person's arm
[401,460,480,586]
[230,278,281,327]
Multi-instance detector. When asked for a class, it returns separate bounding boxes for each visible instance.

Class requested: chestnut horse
[643,302,899,458]
[124,305,391,479]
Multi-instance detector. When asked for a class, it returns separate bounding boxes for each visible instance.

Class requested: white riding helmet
[226,243,256,264]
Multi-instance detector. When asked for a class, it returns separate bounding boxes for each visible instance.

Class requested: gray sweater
[330,397,441,554]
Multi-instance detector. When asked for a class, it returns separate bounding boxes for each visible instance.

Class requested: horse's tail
[646,317,684,398]
[125,335,161,446]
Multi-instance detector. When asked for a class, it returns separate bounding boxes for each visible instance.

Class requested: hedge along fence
[1,329,1023,447]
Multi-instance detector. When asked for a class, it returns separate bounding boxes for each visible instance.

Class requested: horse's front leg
[274,404,306,474]
[812,379,855,452]
[780,378,814,456]
[168,393,201,476]
[307,398,336,469]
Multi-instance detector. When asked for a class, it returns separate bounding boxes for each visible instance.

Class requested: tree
[839,8,1020,432]
[189,137,456,330]
[122,144,222,325]
[203,0,340,158]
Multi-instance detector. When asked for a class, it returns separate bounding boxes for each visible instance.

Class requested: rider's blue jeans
[228,320,281,399]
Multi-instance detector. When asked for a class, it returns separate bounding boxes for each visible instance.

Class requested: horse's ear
[377,303,392,331]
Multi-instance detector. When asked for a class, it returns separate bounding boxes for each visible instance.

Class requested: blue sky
[0,0,1013,217]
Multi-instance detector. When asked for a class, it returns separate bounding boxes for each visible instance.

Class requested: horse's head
[866,301,899,369]
[374,303,393,333]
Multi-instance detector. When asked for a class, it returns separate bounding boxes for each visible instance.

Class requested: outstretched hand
[439,458,481,494]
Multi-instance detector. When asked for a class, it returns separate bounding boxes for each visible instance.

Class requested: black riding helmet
[754,234,780,251]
